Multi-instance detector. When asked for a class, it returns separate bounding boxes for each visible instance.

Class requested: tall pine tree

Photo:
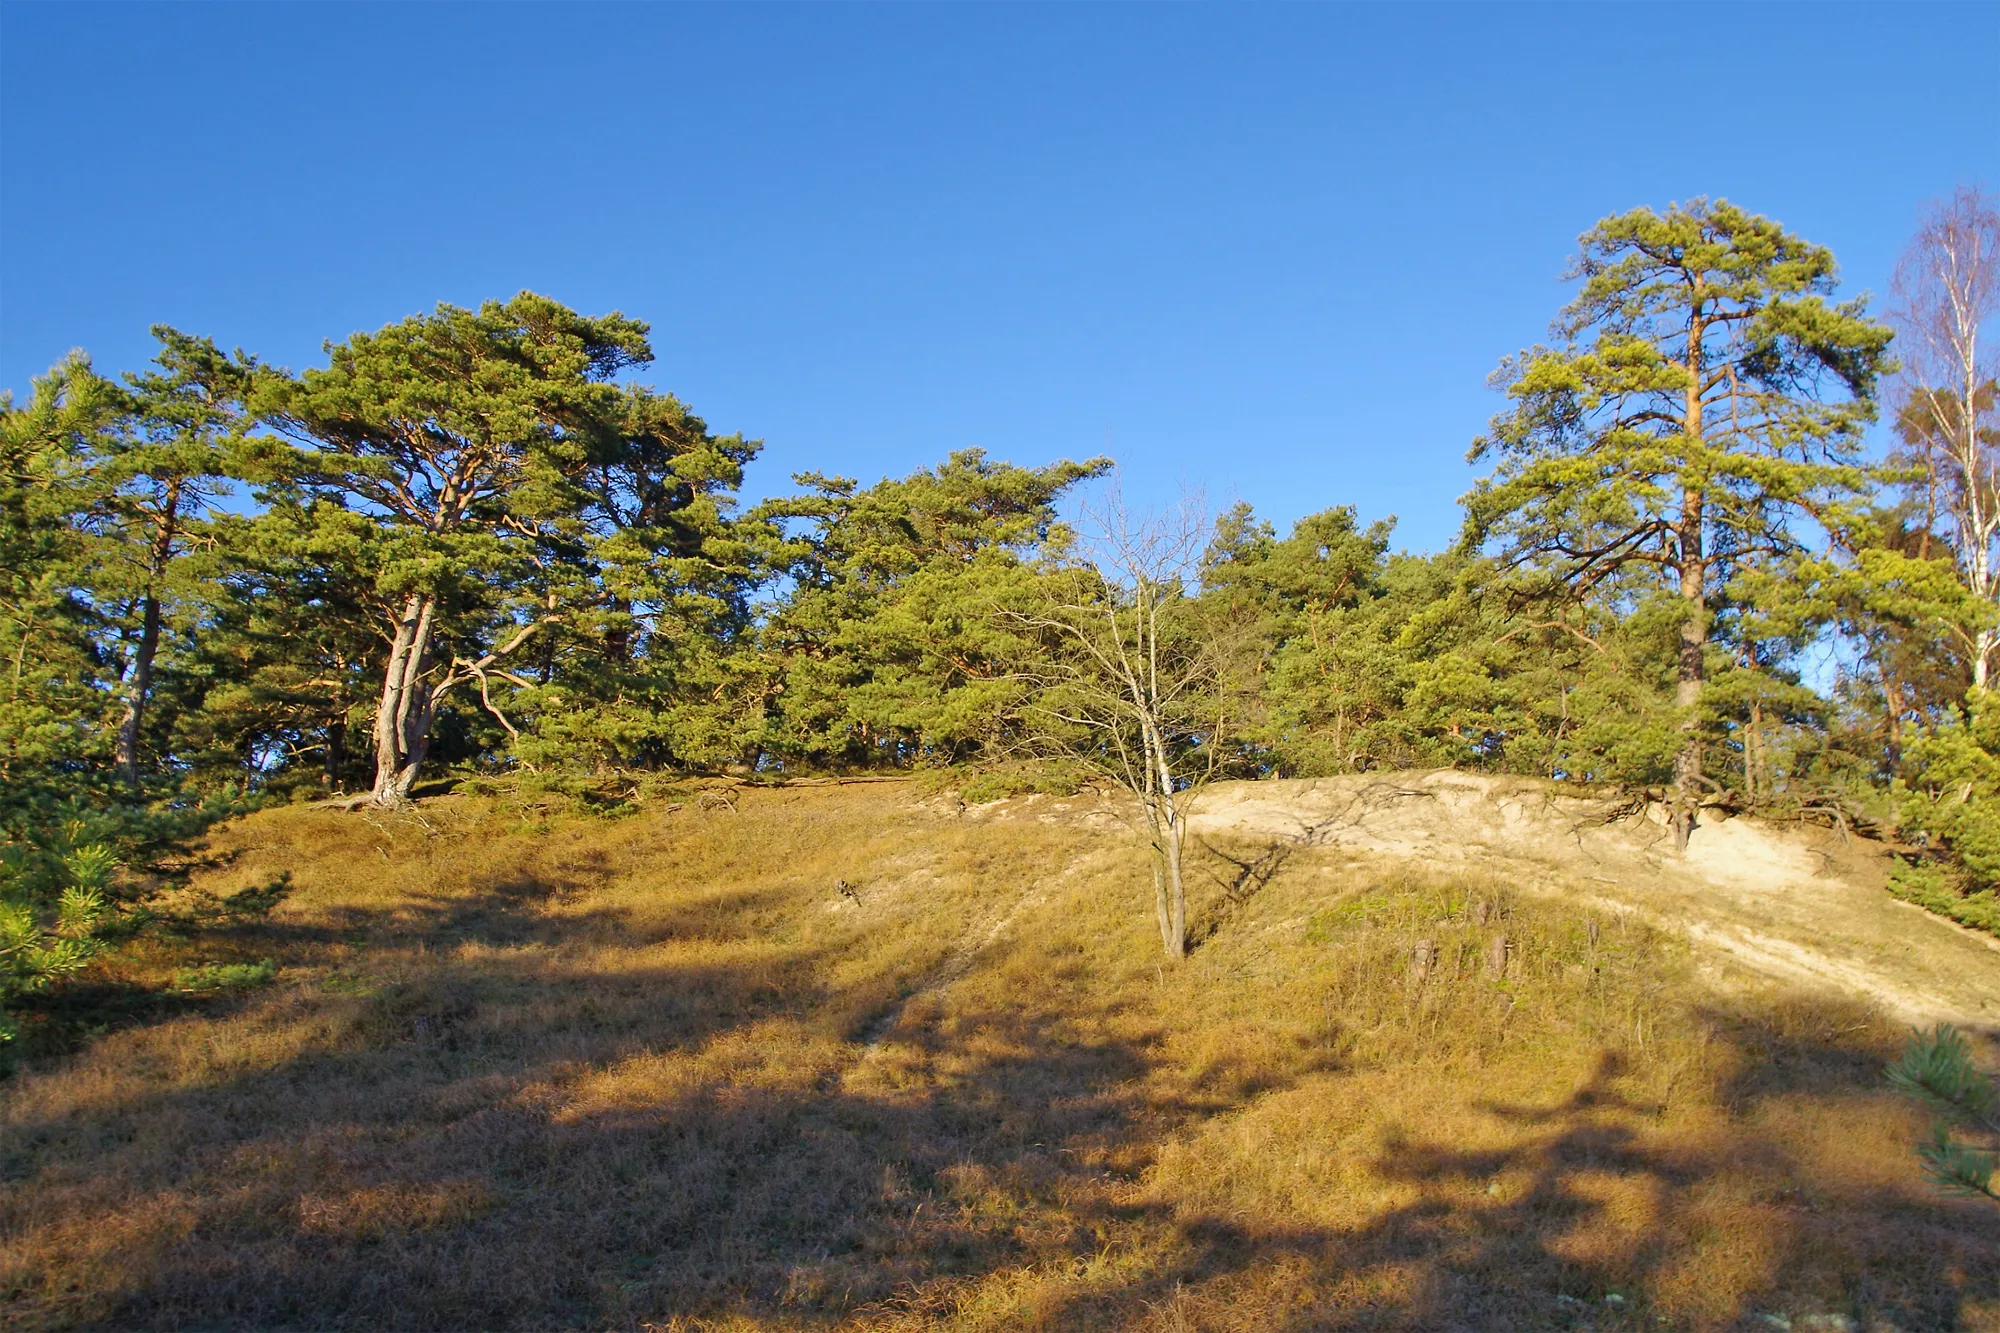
[267,293,698,805]
[1467,200,1893,848]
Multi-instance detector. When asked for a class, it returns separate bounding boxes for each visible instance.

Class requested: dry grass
[1,782,1996,1332]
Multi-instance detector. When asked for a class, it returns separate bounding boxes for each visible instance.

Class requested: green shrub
[1885,859,2000,937]
[1,842,113,1046]
[955,761,1087,805]
[1899,692,2000,875]
[1887,1024,1998,1202]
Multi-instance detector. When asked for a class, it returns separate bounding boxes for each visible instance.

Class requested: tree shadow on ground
[1017,1019,2000,1333]
[6,887,2000,1331]
[1187,836,1296,952]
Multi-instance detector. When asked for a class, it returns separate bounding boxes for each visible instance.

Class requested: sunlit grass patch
[169,959,277,993]
[0,785,1993,1331]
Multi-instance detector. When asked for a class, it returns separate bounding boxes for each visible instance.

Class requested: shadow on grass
[5,853,775,1066]
[1020,1025,2000,1333]
[5,885,2000,1332]
[5,980,223,1065]
[7,877,300,1066]
[1187,836,1296,952]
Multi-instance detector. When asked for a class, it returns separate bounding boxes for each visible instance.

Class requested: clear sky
[2,2,1995,552]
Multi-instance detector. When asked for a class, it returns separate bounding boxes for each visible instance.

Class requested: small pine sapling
[1887,1023,1999,1202]
[0,843,113,1047]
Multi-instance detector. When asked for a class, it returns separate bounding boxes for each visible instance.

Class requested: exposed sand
[1177,771,2000,1030]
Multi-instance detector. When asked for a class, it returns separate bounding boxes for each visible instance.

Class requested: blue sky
[2,3,1994,552]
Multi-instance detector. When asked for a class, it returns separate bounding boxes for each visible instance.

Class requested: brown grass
[1,782,1995,1331]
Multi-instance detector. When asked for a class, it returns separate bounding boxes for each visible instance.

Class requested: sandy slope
[1170,772,2000,1031]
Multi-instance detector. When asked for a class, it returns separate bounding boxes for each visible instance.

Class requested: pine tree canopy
[9,194,2000,998]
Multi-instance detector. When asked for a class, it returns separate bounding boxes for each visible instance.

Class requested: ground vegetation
[2,785,1993,1330]
[7,197,2000,1289]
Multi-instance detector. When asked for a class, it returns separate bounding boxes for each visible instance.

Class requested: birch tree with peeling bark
[1465,199,1893,851]
[1879,192,2000,899]
[1007,490,1235,959]
[267,293,662,807]
[1889,187,2000,688]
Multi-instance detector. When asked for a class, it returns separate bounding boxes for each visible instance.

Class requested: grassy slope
[2,783,1996,1332]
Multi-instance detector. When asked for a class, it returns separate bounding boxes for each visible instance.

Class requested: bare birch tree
[1890,187,2000,688]
[1007,488,1232,959]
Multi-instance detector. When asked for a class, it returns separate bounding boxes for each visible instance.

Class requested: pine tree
[508,386,766,775]
[1467,199,1893,848]
[0,357,125,811]
[265,293,697,805]
[85,330,263,786]
[756,449,1106,770]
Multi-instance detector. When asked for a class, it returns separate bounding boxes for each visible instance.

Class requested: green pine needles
[1887,1024,1999,1202]
[1467,199,1896,851]
[3,191,1999,992]
[0,840,112,1047]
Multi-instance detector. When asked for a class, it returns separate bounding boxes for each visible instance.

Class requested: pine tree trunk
[371,595,439,806]
[114,590,162,787]
[1671,307,1711,855]
[1745,696,1763,806]
[115,501,181,789]
[1883,673,1906,771]
[322,716,347,793]
[1673,494,1706,852]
